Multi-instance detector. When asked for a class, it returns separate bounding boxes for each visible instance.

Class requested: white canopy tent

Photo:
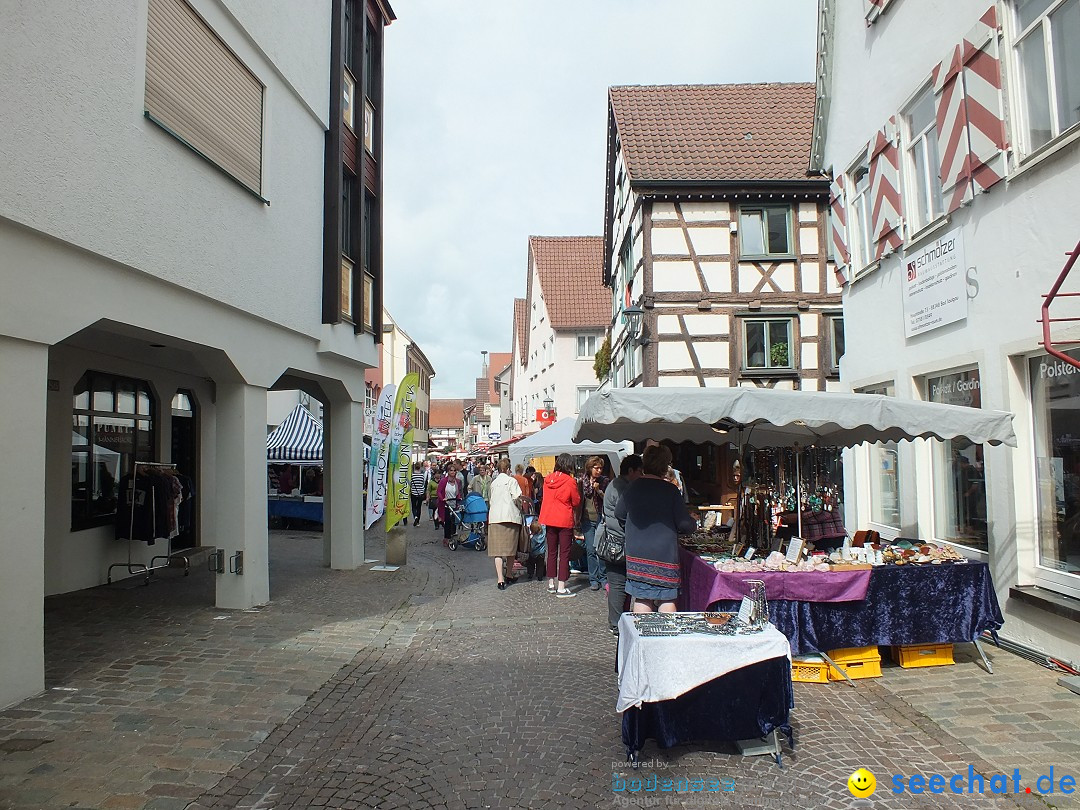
[508,417,634,471]
[572,387,1017,448]
[573,386,1016,539]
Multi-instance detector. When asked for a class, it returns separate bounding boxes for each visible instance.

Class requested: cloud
[382,0,816,397]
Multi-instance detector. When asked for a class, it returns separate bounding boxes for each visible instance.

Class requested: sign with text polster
[902,227,968,338]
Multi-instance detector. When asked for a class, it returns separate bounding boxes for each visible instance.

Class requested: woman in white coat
[487,458,523,590]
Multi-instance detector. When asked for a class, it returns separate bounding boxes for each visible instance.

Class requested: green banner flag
[385,373,419,531]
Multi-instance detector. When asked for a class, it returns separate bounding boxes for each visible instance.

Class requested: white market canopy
[572,387,1017,449]
[266,404,323,462]
[509,417,634,469]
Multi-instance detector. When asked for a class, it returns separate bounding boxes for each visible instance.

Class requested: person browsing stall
[487,458,523,590]
[539,453,582,597]
[579,456,610,592]
[615,445,696,614]
[603,454,643,635]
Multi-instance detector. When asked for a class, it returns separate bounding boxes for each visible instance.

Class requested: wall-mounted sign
[536,409,556,427]
[902,228,968,338]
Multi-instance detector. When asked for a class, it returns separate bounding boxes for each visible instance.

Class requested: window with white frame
[738,205,791,257]
[847,156,874,271]
[577,386,597,411]
[577,334,598,359]
[614,235,634,321]
[1013,0,1080,154]
[902,85,945,232]
[826,315,845,374]
[742,318,794,370]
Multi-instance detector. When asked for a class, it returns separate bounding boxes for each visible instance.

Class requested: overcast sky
[382,0,817,399]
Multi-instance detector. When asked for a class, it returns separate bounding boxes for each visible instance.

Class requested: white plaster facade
[817,0,1080,664]
[513,254,605,434]
[0,0,377,708]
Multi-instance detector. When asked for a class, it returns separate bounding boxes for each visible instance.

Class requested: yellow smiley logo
[848,768,876,798]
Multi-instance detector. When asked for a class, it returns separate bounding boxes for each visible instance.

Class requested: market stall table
[267,496,323,524]
[617,614,794,766]
[681,552,1004,670]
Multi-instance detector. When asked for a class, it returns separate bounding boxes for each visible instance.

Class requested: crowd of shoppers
[409,447,696,637]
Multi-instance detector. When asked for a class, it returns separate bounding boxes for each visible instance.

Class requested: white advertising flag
[365,384,396,529]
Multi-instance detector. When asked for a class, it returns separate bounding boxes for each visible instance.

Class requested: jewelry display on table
[631,612,763,637]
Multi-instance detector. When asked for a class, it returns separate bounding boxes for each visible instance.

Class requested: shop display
[632,611,761,637]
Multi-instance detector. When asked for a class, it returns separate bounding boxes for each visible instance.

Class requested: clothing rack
[107,461,192,584]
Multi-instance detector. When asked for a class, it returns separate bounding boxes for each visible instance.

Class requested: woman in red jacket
[539,453,582,597]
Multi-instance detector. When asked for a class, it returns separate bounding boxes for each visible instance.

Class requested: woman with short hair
[487,458,523,590]
[615,445,696,613]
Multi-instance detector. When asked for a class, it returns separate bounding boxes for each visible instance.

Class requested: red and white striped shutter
[961,5,1008,194]
[933,45,973,213]
[869,118,904,260]
[829,174,850,285]
[864,0,894,25]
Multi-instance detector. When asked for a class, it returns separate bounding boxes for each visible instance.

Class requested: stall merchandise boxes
[791,655,830,684]
[889,643,954,668]
[826,646,882,681]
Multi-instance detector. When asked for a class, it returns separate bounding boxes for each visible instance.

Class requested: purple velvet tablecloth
[677,549,872,610]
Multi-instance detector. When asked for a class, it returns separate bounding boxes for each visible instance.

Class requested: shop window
[926,369,988,553]
[862,384,901,530]
[1030,351,1080,586]
[743,318,794,371]
[738,205,791,258]
[1012,0,1080,155]
[72,372,155,530]
[902,84,945,232]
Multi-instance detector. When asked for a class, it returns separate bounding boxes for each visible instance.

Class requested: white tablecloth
[616,614,791,713]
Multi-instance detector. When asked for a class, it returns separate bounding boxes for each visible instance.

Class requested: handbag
[569,534,586,562]
[594,516,624,563]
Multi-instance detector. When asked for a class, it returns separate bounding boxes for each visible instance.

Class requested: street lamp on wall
[543,396,554,412]
[622,304,646,345]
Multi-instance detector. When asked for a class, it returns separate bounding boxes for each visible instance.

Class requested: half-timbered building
[603,84,841,393]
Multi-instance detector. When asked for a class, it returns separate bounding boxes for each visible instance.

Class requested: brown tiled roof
[475,377,490,405]
[609,83,816,183]
[512,298,527,361]
[486,352,511,404]
[527,236,608,333]
[429,399,465,429]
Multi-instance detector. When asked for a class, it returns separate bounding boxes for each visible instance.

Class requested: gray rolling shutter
[145,0,263,194]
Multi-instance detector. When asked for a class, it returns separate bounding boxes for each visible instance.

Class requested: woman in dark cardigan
[614,444,696,613]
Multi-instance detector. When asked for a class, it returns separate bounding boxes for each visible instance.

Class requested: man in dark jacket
[603,454,643,635]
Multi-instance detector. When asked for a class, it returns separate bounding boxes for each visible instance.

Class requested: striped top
[410,470,427,496]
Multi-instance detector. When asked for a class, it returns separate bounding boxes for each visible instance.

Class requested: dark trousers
[545,526,574,582]
[443,510,457,539]
[410,494,424,522]
[524,553,546,579]
[606,560,628,629]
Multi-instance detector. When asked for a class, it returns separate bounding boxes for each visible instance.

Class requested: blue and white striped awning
[266,404,323,462]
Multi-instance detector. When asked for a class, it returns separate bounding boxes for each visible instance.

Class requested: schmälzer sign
[902,227,967,338]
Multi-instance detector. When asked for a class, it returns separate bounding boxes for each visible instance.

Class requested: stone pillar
[324,398,365,569]
[213,382,269,609]
[0,337,48,708]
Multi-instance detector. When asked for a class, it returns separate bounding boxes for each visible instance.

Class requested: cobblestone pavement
[1,522,1077,810]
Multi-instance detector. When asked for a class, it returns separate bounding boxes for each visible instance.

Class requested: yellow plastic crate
[826,646,882,681]
[791,656,830,684]
[890,643,955,668]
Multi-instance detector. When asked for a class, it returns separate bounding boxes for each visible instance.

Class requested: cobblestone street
[1,524,1078,810]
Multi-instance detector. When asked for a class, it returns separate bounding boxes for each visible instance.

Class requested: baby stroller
[447,492,488,551]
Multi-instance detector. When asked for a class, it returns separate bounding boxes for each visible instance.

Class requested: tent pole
[795,443,803,540]
[733,428,742,546]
